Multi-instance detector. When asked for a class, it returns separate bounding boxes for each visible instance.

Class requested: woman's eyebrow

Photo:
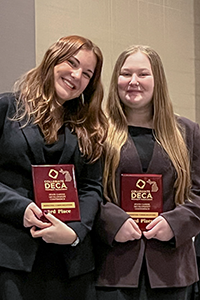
[72,56,94,75]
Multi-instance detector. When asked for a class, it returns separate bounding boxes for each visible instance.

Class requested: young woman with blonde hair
[95,45,200,300]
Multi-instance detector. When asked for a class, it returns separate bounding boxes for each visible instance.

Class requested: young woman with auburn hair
[0,35,107,300]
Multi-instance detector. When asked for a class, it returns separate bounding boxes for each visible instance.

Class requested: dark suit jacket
[95,116,200,288]
[0,92,103,278]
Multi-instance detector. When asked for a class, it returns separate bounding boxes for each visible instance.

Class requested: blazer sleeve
[0,93,10,134]
[162,119,200,248]
[0,181,32,226]
[0,93,33,226]
[66,154,104,242]
[95,202,130,246]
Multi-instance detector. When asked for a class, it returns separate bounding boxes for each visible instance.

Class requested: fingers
[114,216,174,242]
[23,203,51,228]
[142,218,160,239]
[30,213,60,239]
[42,212,59,224]
[28,202,43,218]
[30,226,41,237]
[129,218,142,239]
[143,227,156,239]
[143,216,174,241]
[143,217,163,239]
[30,213,77,244]
[115,218,142,243]
[30,226,49,238]
[23,202,41,228]
[145,217,161,231]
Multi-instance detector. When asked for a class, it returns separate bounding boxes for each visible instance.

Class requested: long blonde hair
[104,45,190,205]
[13,35,107,162]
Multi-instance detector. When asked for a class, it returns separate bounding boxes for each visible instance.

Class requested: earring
[136,82,139,86]
[81,93,85,105]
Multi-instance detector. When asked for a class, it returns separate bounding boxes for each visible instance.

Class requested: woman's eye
[120,73,131,77]
[140,72,150,77]
[67,59,76,67]
[83,72,91,79]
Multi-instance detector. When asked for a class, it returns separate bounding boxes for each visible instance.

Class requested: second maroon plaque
[121,174,163,231]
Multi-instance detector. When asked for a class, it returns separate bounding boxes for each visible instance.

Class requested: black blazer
[95,116,200,288]
[0,93,103,278]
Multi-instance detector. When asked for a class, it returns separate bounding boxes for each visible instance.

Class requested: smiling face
[54,48,97,105]
[118,51,154,112]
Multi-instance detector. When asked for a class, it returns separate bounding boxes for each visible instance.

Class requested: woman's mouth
[62,78,75,89]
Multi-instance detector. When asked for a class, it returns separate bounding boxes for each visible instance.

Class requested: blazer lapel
[119,136,143,174]
[19,121,46,164]
[20,121,78,165]
[147,142,173,173]
[58,126,78,164]
[119,136,172,174]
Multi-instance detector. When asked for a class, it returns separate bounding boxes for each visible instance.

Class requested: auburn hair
[13,35,107,162]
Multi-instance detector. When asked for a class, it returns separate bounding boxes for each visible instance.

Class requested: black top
[128,126,155,172]
[43,127,65,164]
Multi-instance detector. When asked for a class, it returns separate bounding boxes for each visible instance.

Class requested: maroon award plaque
[32,164,80,222]
[121,174,163,231]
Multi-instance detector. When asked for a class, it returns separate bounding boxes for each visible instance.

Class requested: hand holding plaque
[32,164,80,222]
[121,174,163,231]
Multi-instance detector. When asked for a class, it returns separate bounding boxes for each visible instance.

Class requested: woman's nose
[71,68,82,80]
[129,74,138,85]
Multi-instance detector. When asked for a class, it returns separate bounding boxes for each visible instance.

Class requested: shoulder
[176,115,199,133]
[176,115,199,128]
[0,92,16,110]
[0,92,15,101]
[0,93,17,131]
[176,115,200,149]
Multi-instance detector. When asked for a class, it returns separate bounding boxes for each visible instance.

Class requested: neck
[125,108,153,128]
